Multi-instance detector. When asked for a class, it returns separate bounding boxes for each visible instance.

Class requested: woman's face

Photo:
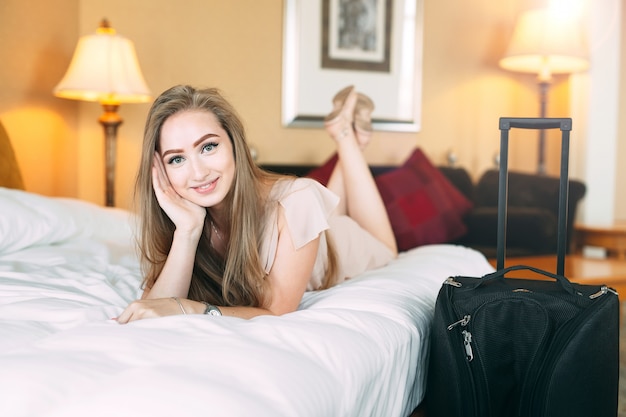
[158,110,235,210]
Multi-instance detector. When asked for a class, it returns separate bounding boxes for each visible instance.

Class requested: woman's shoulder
[259,178,337,270]
[268,177,339,218]
[267,177,338,251]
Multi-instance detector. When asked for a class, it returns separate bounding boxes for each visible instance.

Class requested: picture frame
[321,0,392,72]
[282,0,423,132]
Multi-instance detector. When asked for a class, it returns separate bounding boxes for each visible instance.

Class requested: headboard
[0,120,25,190]
[260,163,474,202]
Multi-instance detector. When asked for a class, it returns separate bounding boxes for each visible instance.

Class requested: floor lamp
[54,19,151,206]
[499,8,589,174]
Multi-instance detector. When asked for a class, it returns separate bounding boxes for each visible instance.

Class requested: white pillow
[0,187,134,254]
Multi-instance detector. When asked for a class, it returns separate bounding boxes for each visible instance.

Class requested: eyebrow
[161,133,220,158]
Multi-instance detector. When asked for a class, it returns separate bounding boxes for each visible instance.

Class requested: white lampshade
[499,8,589,80]
[54,20,151,104]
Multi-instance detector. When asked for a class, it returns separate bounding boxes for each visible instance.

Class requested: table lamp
[499,8,589,174]
[54,19,151,206]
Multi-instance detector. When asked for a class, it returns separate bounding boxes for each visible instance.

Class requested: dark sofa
[447,168,586,258]
[260,163,586,259]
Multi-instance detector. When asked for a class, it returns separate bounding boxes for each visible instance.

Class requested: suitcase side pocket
[527,292,619,417]
[467,296,552,417]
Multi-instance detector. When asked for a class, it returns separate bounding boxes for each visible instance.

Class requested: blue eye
[168,156,184,165]
[202,142,217,153]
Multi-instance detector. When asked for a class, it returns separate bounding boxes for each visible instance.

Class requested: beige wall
[1,0,623,221]
[0,0,79,197]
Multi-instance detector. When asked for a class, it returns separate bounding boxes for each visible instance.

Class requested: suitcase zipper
[443,284,479,416]
[589,285,618,299]
[447,314,471,330]
[462,330,474,362]
[445,278,475,364]
[447,315,474,362]
[444,277,463,287]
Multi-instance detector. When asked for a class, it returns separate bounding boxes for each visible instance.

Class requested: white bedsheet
[0,188,494,417]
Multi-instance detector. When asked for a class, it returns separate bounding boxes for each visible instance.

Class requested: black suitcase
[425,117,619,417]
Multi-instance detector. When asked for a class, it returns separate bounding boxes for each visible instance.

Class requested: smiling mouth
[193,179,217,192]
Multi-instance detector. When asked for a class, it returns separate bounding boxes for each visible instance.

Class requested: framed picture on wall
[282,0,423,132]
[321,0,392,72]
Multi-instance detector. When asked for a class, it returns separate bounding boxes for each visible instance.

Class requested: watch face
[204,303,222,316]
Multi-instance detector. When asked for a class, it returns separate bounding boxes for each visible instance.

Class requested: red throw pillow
[306,154,337,185]
[307,149,473,252]
[375,149,473,251]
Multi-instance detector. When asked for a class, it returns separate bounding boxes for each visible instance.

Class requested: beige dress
[259,178,394,290]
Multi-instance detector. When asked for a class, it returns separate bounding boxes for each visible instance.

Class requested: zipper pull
[444,277,462,287]
[462,330,474,362]
[447,314,471,331]
[589,285,619,299]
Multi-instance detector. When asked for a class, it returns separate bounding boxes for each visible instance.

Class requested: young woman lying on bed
[116,85,397,323]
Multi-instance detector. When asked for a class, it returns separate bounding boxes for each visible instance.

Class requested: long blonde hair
[135,85,337,307]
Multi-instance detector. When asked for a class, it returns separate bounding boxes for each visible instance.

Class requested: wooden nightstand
[573,222,626,259]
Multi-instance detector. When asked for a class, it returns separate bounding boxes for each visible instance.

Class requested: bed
[0,119,496,416]
[0,185,495,417]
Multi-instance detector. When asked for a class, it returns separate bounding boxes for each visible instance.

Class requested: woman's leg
[324,89,397,255]
[326,159,347,215]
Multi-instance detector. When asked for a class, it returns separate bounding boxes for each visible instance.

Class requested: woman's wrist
[181,299,209,315]
[173,226,203,243]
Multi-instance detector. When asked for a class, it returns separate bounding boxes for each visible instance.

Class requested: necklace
[210,220,223,242]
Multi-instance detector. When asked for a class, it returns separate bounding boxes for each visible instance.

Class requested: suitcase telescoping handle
[496,117,572,276]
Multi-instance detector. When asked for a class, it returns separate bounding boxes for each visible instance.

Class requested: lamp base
[537,80,550,175]
[98,104,123,207]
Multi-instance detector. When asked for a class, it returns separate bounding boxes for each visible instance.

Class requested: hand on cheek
[151,153,206,234]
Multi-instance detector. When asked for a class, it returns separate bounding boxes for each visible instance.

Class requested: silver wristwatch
[202,302,222,316]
